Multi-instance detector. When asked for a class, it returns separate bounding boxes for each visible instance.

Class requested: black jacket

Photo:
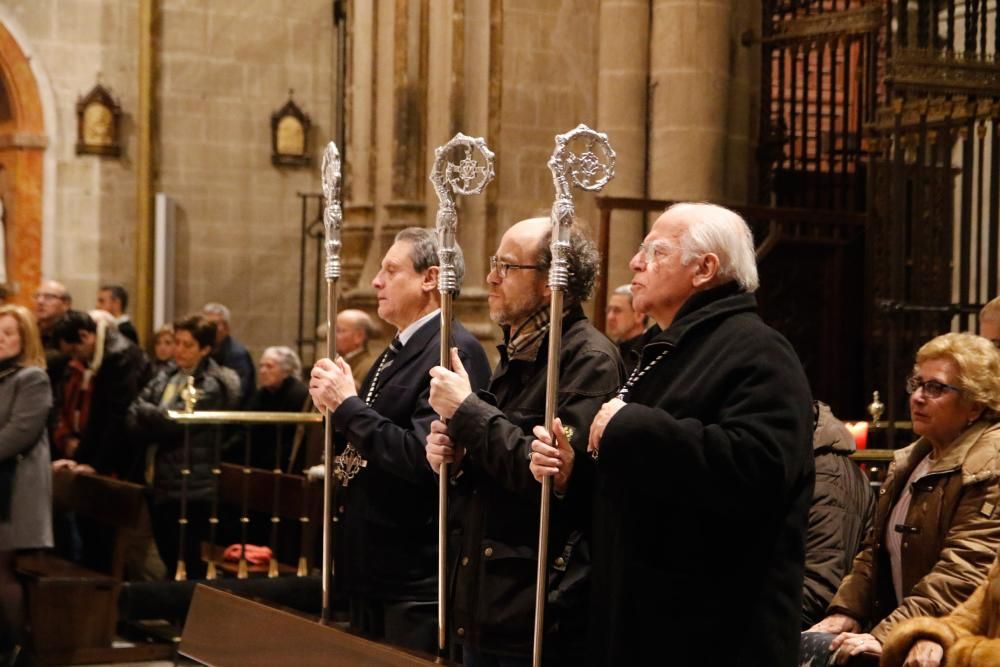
[331,315,491,601]
[74,330,151,479]
[226,376,309,471]
[212,335,256,407]
[802,401,875,628]
[127,357,241,502]
[448,305,624,661]
[591,282,814,667]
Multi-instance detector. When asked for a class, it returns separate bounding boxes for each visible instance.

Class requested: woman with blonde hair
[0,304,53,663]
[808,332,1000,665]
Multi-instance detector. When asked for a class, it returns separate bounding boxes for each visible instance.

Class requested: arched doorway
[0,20,45,309]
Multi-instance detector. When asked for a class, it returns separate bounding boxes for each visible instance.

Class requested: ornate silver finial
[547,124,615,291]
[429,133,495,294]
[868,390,885,424]
[321,142,343,282]
[180,375,202,414]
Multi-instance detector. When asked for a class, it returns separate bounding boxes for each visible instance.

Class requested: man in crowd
[980,296,1000,347]
[426,217,623,666]
[604,283,649,373]
[96,284,138,344]
[532,203,814,666]
[309,227,491,653]
[34,279,72,386]
[335,308,379,389]
[202,302,255,406]
[51,310,150,479]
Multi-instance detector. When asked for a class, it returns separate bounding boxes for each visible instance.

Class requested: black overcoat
[590,282,814,667]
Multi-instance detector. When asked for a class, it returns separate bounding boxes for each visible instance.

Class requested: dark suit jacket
[331,315,491,601]
[212,335,256,407]
[75,331,151,479]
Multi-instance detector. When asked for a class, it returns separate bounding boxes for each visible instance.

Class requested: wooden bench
[201,462,321,578]
[16,469,175,666]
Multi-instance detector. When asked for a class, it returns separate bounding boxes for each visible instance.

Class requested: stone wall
[2,0,761,358]
[2,0,334,360]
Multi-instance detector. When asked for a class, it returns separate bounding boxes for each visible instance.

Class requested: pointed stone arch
[0,20,45,308]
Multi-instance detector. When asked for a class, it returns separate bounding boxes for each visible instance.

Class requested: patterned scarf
[506,306,552,362]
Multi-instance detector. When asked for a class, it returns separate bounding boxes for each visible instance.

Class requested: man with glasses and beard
[427,217,623,666]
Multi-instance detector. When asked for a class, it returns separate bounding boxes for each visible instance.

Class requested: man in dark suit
[96,284,139,344]
[202,301,256,407]
[309,227,491,654]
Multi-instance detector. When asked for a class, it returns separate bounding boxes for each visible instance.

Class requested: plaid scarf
[506,306,552,361]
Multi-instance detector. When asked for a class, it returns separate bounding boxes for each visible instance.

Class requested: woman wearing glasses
[807,332,1000,665]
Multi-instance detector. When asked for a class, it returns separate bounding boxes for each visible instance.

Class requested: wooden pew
[16,470,175,666]
[201,462,322,577]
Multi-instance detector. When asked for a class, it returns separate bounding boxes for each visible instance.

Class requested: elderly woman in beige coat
[808,333,1000,665]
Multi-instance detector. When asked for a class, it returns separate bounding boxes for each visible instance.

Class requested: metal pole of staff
[319,141,343,623]
[429,133,495,654]
[532,125,615,667]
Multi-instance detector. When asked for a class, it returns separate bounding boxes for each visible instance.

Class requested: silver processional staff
[532,124,615,667]
[319,141,342,624]
[429,132,495,653]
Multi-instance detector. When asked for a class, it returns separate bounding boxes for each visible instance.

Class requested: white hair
[262,345,302,378]
[202,302,231,323]
[613,284,633,298]
[666,202,759,293]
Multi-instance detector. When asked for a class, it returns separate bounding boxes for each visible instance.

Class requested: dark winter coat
[801,401,875,628]
[211,335,256,407]
[590,282,815,667]
[331,316,491,601]
[126,357,240,502]
[74,330,151,479]
[447,304,624,661]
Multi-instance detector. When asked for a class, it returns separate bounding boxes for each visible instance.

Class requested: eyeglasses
[905,376,962,399]
[489,255,542,279]
[636,241,674,265]
[33,292,65,301]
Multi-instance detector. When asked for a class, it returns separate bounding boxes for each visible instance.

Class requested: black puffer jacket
[127,357,240,502]
[802,401,875,628]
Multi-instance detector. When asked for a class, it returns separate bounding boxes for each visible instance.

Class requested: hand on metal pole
[429,133,495,653]
[533,125,614,667]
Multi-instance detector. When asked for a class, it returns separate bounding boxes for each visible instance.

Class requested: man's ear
[423,266,440,292]
[80,329,96,344]
[691,253,720,289]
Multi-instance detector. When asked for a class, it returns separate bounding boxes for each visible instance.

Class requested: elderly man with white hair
[530,202,814,666]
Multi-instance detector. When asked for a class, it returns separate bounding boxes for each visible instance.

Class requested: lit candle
[846,421,869,450]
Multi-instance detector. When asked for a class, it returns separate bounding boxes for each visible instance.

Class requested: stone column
[597,0,651,303]
[342,0,376,291]
[649,0,733,201]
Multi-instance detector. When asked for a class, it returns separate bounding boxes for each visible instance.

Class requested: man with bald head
[335,308,378,389]
[427,217,623,665]
[531,203,813,666]
[34,279,73,385]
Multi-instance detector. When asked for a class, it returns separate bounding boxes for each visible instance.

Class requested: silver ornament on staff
[428,132,495,653]
[319,141,343,624]
[532,124,615,667]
